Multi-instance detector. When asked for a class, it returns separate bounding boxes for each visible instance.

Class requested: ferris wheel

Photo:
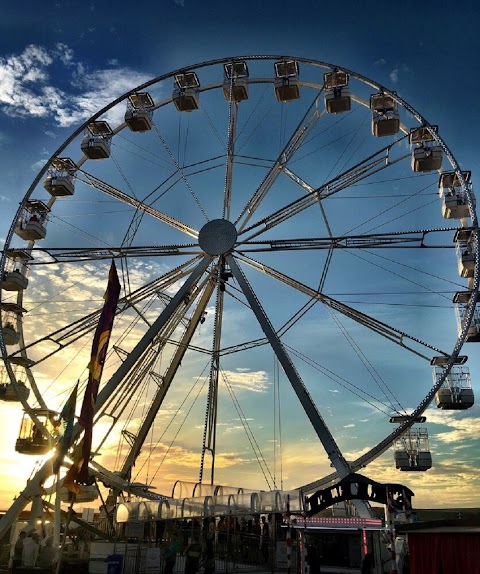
[0,55,478,528]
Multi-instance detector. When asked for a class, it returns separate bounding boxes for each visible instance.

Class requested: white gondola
[443,193,475,220]
[2,324,19,346]
[457,306,480,342]
[434,365,475,410]
[274,60,300,102]
[394,450,432,471]
[1,302,25,346]
[1,269,28,291]
[393,428,432,471]
[125,92,155,132]
[59,485,98,503]
[453,290,480,343]
[223,61,249,103]
[15,409,58,455]
[43,157,77,197]
[0,381,30,402]
[439,171,475,219]
[410,126,442,173]
[173,72,200,112]
[458,250,475,278]
[0,356,31,403]
[324,70,351,114]
[370,93,400,137]
[14,199,49,241]
[454,228,475,278]
[1,249,31,292]
[81,121,113,159]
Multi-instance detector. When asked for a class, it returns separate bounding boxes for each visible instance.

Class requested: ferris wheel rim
[0,54,478,497]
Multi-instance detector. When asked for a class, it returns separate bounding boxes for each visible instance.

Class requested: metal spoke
[8,257,203,366]
[94,255,213,418]
[223,96,239,220]
[75,168,200,239]
[151,121,209,222]
[199,262,225,483]
[117,277,217,479]
[99,273,212,425]
[30,244,202,264]
[238,142,409,243]
[235,253,449,360]
[235,93,325,231]
[236,227,459,252]
[226,254,371,517]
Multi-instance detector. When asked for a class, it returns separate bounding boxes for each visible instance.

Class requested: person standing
[184,537,202,574]
[22,532,40,568]
[163,536,179,574]
[260,516,270,563]
[217,517,227,558]
[203,539,215,574]
[36,537,57,572]
[11,530,26,573]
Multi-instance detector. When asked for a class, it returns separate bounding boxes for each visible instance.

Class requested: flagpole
[55,496,76,574]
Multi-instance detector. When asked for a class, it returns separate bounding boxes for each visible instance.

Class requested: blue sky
[1,0,480,512]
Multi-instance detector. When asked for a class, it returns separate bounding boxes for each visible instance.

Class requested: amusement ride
[0,55,478,540]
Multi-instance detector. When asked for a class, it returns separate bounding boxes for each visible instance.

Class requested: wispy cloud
[222,369,270,393]
[424,406,480,444]
[0,44,151,128]
[30,147,52,172]
[389,69,399,84]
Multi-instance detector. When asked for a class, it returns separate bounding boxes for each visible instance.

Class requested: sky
[1,0,480,518]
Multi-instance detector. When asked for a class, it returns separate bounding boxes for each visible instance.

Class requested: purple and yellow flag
[74,260,120,486]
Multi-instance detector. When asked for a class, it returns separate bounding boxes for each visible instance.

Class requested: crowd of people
[11,530,56,573]
[159,514,274,574]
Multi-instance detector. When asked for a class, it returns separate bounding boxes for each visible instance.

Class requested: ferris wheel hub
[198,218,238,255]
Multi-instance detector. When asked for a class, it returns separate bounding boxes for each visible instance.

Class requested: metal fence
[99,533,298,574]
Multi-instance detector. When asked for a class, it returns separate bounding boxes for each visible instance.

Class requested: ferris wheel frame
[0,55,479,530]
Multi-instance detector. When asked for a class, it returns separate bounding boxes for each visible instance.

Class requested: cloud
[31,147,52,172]
[174,0,185,6]
[374,58,386,66]
[222,368,269,393]
[389,69,399,84]
[0,44,152,128]
[356,451,480,508]
[424,407,480,444]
